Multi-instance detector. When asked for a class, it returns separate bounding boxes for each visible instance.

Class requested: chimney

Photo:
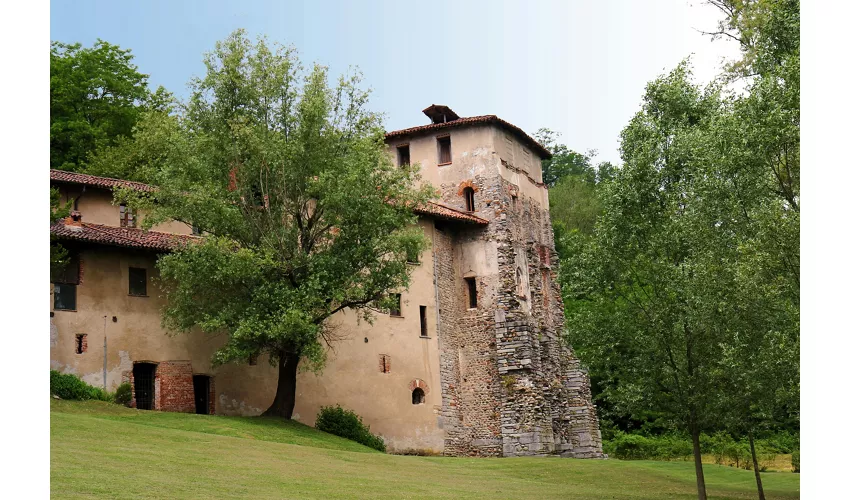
[65,210,83,231]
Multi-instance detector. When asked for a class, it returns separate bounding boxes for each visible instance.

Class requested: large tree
[50,40,168,173]
[104,31,433,418]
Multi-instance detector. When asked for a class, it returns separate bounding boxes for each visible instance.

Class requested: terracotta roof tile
[50,169,156,192]
[51,221,198,251]
[385,115,552,159]
[414,202,488,225]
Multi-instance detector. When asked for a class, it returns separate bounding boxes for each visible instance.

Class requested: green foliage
[50,40,169,173]
[50,187,71,273]
[535,128,603,186]
[114,382,132,406]
[791,449,799,473]
[96,30,432,417]
[50,370,112,401]
[315,405,386,452]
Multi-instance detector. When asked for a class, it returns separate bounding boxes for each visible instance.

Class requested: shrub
[50,370,112,401]
[791,449,800,473]
[315,405,386,452]
[114,382,132,406]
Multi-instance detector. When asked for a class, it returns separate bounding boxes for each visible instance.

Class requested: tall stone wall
[435,151,603,458]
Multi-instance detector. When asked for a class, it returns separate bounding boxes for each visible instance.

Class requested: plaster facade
[49,106,603,457]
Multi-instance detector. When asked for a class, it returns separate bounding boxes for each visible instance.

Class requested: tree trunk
[262,351,300,418]
[690,422,708,500]
[749,430,766,500]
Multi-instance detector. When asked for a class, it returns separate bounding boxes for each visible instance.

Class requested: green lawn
[51,400,800,499]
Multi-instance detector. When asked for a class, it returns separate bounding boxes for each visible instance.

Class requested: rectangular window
[129,267,147,296]
[54,283,77,311]
[51,252,80,285]
[248,353,258,366]
[397,144,410,167]
[389,293,402,317]
[419,306,428,337]
[379,354,390,373]
[75,334,87,354]
[192,225,202,235]
[465,277,477,309]
[119,204,136,228]
[437,136,452,165]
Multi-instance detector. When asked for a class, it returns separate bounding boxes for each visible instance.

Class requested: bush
[315,405,386,452]
[114,382,132,406]
[50,370,112,401]
[791,449,800,473]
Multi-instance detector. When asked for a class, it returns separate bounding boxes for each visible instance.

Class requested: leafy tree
[104,31,433,418]
[50,187,71,273]
[535,128,597,186]
[50,40,169,173]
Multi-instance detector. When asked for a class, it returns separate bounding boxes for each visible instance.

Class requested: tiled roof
[51,221,198,251]
[50,169,157,192]
[385,115,552,160]
[415,202,488,225]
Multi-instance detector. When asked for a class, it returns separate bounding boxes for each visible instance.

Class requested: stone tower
[387,105,604,457]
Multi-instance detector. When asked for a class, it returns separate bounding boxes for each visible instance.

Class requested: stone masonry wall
[435,146,603,458]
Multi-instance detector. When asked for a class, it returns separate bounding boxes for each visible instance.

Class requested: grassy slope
[51,400,800,499]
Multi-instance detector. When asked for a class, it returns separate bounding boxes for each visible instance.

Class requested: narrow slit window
[463,187,475,212]
[397,145,410,167]
[419,306,427,337]
[389,293,402,317]
[75,334,87,354]
[119,204,136,228]
[129,267,147,296]
[379,354,390,373]
[437,136,452,165]
[465,277,477,309]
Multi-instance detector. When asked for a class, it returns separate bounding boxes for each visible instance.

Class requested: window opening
[465,277,477,309]
[119,204,136,228]
[463,187,475,212]
[419,306,428,337]
[75,334,87,354]
[412,387,425,405]
[437,136,452,164]
[397,145,410,166]
[129,267,147,296]
[389,293,402,317]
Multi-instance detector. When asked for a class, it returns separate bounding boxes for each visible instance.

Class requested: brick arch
[408,378,430,395]
[456,180,479,196]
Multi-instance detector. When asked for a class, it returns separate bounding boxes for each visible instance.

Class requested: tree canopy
[102,30,434,418]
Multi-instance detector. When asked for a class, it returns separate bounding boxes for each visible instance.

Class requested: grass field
[50,400,800,499]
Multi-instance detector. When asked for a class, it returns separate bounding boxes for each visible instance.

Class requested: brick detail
[157,361,195,413]
[379,354,391,373]
[408,378,430,394]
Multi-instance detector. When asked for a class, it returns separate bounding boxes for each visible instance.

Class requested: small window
[412,387,425,405]
[463,187,475,212]
[437,136,452,165]
[248,353,258,366]
[192,225,202,235]
[129,267,147,296]
[379,354,391,373]
[465,277,477,309]
[397,145,410,167]
[516,267,525,298]
[51,252,80,285]
[119,204,136,228]
[406,246,420,264]
[75,334,87,354]
[419,306,428,337]
[389,293,402,317]
[54,283,77,311]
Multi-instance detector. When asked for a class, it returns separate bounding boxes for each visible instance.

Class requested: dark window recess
[133,363,156,410]
[379,354,390,373]
[397,145,410,166]
[119,204,136,228]
[129,267,147,296]
[465,277,477,309]
[248,353,258,366]
[193,375,211,415]
[389,294,402,317]
[419,306,428,337]
[75,334,86,354]
[463,187,475,212]
[412,387,425,405]
[51,252,80,285]
[437,136,452,164]
[192,225,202,235]
[54,283,77,311]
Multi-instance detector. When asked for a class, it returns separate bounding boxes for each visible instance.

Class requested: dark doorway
[193,375,211,415]
[133,363,156,410]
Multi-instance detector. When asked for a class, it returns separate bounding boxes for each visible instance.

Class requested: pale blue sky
[50,0,739,164]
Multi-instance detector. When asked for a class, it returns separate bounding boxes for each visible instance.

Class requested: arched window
[412,387,425,405]
[463,187,475,212]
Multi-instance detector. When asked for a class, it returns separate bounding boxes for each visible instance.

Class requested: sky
[50,0,741,164]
